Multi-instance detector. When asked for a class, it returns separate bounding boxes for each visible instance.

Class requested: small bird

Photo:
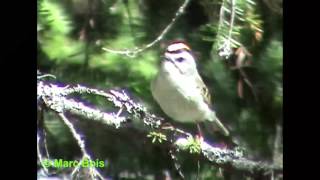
[151,41,230,138]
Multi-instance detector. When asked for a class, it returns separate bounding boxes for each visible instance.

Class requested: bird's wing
[195,74,232,137]
[195,74,212,108]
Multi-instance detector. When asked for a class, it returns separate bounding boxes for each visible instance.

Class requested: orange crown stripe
[167,43,191,52]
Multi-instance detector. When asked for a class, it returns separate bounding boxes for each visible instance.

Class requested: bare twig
[58,113,87,154]
[271,122,283,180]
[102,0,191,57]
[37,104,51,175]
[37,133,50,175]
[37,74,56,80]
[169,149,185,179]
[239,68,258,101]
[58,113,105,180]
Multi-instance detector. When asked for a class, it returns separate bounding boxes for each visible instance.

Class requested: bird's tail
[209,111,230,137]
[206,112,239,148]
[213,116,230,137]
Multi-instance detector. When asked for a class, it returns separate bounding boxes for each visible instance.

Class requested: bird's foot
[195,134,204,143]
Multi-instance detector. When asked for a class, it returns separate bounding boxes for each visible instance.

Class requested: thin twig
[102,0,191,57]
[196,159,200,180]
[58,113,87,154]
[58,113,105,180]
[239,68,258,101]
[37,74,56,80]
[169,149,185,179]
[37,133,50,175]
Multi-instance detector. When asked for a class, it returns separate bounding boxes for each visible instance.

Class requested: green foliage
[38,0,84,61]
[187,137,202,154]
[175,136,201,154]
[147,131,167,144]
[38,0,72,35]
[199,0,263,58]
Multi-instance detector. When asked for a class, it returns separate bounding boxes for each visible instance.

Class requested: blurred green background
[38,0,282,179]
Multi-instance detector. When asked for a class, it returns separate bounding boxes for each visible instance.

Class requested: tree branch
[37,81,127,128]
[37,79,283,177]
[102,0,191,57]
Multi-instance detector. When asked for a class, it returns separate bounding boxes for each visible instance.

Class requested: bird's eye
[176,57,185,62]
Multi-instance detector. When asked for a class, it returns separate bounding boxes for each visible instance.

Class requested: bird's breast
[151,70,209,123]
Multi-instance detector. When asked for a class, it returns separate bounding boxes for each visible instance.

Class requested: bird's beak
[164,53,184,74]
[164,57,173,63]
[164,53,174,62]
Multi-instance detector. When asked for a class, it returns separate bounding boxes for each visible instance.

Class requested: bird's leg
[196,123,203,180]
[196,123,204,142]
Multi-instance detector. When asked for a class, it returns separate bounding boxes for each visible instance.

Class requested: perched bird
[151,41,230,139]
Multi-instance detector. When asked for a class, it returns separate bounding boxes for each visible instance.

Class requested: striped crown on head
[166,41,191,54]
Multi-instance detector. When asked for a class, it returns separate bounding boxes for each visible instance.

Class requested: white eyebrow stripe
[167,43,190,52]
[165,51,191,59]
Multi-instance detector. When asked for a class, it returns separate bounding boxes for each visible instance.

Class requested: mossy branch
[37,78,282,178]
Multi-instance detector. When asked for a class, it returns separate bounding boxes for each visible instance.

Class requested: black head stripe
[166,48,191,54]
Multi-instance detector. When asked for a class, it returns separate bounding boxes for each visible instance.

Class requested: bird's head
[162,41,198,75]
